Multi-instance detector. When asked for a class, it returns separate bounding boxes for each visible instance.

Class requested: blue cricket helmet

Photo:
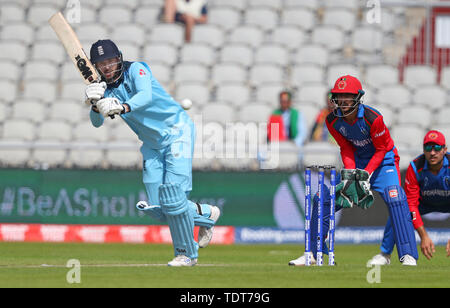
[90,39,124,85]
[90,39,121,64]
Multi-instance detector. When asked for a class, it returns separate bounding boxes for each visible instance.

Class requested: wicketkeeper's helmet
[330,75,365,117]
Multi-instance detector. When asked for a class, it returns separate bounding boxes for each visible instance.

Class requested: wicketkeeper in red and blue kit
[289,75,418,266]
[369,130,450,264]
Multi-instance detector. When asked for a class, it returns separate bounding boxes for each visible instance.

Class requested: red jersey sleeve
[365,116,394,174]
[326,116,356,169]
[404,164,423,229]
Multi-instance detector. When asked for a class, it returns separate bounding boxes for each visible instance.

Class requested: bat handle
[91,97,115,119]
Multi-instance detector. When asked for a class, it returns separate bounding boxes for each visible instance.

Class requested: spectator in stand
[267,90,307,166]
[164,0,208,42]
[310,91,336,144]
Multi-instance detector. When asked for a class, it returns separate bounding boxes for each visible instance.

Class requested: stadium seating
[143,43,178,66]
[412,86,446,109]
[271,26,306,51]
[0,0,446,170]
[69,145,105,168]
[0,3,25,25]
[202,103,236,125]
[2,119,36,141]
[11,99,47,124]
[211,63,247,86]
[0,60,21,81]
[0,41,28,64]
[31,41,66,64]
[323,8,356,32]
[150,23,185,47]
[32,140,68,168]
[254,44,289,67]
[436,106,450,125]
[208,7,241,32]
[403,65,438,88]
[249,64,284,87]
[0,140,31,167]
[191,24,225,48]
[281,8,316,31]
[291,64,325,87]
[294,45,329,67]
[175,82,210,106]
[228,25,264,48]
[173,62,209,85]
[397,106,432,128]
[303,142,341,167]
[219,44,254,67]
[215,83,251,107]
[180,43,216,66]
[1,23,35,45]
[365,65,399,89]
[23,60,59,81]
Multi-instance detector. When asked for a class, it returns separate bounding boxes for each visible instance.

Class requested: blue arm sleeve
[124,63,153,112]
[90,108,104,127]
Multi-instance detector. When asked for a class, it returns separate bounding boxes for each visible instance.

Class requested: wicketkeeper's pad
[382,185,418,260]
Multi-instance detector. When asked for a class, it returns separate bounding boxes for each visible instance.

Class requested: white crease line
[0,263,229,268]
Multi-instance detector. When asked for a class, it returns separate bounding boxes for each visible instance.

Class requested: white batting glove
[96,97,124,117]
[84,81,107,106]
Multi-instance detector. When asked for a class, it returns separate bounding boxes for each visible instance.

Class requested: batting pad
[159,183,198,259]
[383,185,418,260]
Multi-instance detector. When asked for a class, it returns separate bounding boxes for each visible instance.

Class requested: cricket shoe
[288,254,316,266]
[400,254,417,266]
[168,255,197,267]
[198,205,221,248]
[367,253,391,266]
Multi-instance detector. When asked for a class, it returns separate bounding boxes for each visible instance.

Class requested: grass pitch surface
[0,242,448,288]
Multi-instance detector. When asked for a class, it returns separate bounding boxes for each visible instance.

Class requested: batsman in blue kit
[84,39,220,267]
[290,75,418,266]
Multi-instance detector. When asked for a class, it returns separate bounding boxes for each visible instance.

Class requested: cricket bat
[48,12,116,117]
[49,11,99,84]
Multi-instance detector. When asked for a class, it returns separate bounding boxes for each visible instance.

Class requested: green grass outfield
[0,242,448,288]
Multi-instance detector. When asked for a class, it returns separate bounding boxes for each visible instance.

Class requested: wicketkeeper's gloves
[335,169,374,209]
[355,169,374,209]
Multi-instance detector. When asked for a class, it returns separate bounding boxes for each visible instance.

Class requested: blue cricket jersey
[90,61,192,154]
[406,153,450,228]
[325,104,399,174]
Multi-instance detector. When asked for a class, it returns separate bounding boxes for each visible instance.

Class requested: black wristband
[121,103,130,114]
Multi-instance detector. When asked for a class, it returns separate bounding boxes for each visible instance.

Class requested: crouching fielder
[369,130,450,264]
[84,39,220,266]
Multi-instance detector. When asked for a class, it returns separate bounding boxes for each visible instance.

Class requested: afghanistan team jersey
[405,153,450,229]
[90,61,191,150]
[325,104,398,174]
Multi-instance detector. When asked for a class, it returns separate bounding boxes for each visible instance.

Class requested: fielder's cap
[331,75,364,96]
[423,130,446,146]
[90,39,120,64]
